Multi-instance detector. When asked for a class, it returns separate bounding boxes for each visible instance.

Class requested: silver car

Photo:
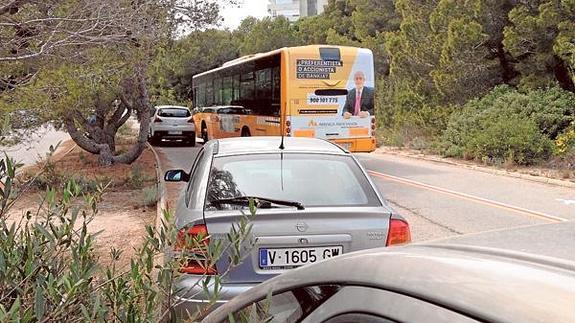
[204,221,575,323]
[163,136,410,317]
[149,105,196,146]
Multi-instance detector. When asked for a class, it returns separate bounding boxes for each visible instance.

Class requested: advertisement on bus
[287,47,375,146]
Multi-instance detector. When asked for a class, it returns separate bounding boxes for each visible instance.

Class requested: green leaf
[34,285,46,320]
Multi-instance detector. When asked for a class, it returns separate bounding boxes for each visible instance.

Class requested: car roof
[206,221,575,322]
[210,136,347,156]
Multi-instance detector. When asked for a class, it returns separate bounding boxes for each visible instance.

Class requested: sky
[219,0,270,30]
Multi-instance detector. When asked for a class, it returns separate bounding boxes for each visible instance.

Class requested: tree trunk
[64,65,151,166]
[65,118,100,154]
[111,65,151,164]
[98,144,114,166]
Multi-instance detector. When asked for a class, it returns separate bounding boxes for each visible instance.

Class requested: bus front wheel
[241,127,251,137]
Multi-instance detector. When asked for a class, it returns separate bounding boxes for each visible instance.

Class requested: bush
[0,156,255,321]
[376,77,454,149]
[555,121,575,156]
[440,85,574,165]
[127,164,145,189]
[469,117,553,165]
[141,185,158,207]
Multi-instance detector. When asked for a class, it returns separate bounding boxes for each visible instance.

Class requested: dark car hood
[204,221,575,323]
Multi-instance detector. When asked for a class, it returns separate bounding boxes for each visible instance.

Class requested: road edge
[147,142,167,230]
[17,140,78,175]
[375,148,575,189]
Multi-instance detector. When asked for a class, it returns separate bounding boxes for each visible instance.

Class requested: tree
[0,0,226,165]
[351,0,400,40]
[428,0,517,103]
[294,15,330,45]
[150,29,239,103]
[504,0,575,91]
[236,16,299,56]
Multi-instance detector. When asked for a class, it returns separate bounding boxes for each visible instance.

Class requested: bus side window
[214,77,222,106]
[256,68,272,116]
[223,76,233,105]
[240,71,255,111]
[272,66,281,116]
[198,82,206,108]
[206,79,214,107]
[233,74,240,103]
[192,87,198,108]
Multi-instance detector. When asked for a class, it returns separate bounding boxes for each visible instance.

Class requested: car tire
[186,133,196,147]
[148,132,160,146]
[201,123,208,143]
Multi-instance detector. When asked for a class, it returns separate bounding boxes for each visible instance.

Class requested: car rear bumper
[172,275,255,318]
[153,130,195,139]
[152,124,195,135]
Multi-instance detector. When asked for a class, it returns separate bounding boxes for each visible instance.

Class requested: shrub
[555,121,575,156]
[0,156,255,321]
[141,185,158,207]
[466,116,553,165]
[127,164,145,189]
[440,85,574,165]
[376,78,454,148]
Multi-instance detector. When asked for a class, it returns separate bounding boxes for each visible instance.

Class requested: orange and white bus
[192,45,376,152]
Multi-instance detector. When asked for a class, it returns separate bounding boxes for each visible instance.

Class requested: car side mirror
[164,169,190,182]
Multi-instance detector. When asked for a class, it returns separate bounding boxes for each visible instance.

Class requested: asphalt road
[154,141,575,242]
[0,126,70,167]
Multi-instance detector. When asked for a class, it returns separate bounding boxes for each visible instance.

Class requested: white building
[299,0,328,18]
[267,0,300,22]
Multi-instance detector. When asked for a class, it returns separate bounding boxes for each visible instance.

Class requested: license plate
[168,131,182,135]
[259,246,343,269]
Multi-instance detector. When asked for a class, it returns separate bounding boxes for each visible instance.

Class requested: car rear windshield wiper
[210,196,305,210]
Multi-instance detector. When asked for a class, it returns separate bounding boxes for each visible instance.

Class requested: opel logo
[296,222,308,232]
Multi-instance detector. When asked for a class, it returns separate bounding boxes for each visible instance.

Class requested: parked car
[148,105,196,146]
[163,136,410,318]
[204,220,575,323]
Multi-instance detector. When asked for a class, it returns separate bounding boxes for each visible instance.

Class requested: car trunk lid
[204,206,391,283]
[157,108,191,127]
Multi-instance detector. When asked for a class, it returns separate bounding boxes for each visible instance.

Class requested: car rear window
[158,108,190,118]
[205,153,381,210]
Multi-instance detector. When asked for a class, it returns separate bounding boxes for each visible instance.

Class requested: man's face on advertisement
[354,72,365,89]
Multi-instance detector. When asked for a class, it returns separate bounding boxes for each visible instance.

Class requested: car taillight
[386,219,411,246]
[175,224,217,275]
[154,116,162,123]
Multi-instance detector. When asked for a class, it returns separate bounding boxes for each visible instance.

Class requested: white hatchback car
[149,105,196,146]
